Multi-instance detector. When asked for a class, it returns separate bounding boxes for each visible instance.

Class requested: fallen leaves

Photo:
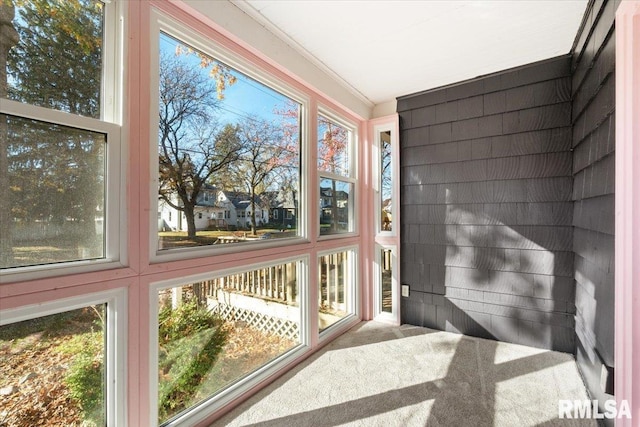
[0,313,96,427]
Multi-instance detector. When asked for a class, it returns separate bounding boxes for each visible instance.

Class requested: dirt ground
[0,310,97,427]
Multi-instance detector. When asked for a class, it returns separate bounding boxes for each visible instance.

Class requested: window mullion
[0,98,120,135]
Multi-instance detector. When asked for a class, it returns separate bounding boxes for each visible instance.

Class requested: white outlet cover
[401,285,410,297]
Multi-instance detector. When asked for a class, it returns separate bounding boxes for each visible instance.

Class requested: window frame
[317,245,359,338]
[148,255,310,427]
[317,107,358,240]
[149,11,310,263]
[0,287,128,427]
[0,0,126,283]
[373,123,397,237]
[373,244,399,324]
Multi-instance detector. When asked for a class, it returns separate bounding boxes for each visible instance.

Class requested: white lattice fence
[214,303,299,340]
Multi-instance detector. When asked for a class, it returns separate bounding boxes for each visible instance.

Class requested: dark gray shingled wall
[397,0,620,416]
[397,55,576,353]
[571,0,617,422]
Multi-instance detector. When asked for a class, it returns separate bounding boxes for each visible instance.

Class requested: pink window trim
[615,1,640,424]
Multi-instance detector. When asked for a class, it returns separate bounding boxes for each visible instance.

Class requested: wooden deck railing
[181,253,348,313]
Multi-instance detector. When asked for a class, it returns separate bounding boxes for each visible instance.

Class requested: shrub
[158,299,229,422]
[64,331,105,427]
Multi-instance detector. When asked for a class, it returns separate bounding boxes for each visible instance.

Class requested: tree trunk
[0,3,19,267]
[0,113,11,267]
[249,188,257,236]
[78,137,101,257]
[331,180,338,232]
[192,282,205,307]
[183,203,197,239]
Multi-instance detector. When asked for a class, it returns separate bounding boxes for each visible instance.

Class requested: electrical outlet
[600,363,614,394]
[401,285,410,297]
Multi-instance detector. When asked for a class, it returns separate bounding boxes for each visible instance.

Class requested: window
[374,124,396,236]
[0,0,121,276]
[0,305,107,425]
[318,249,356,332]
[0,289,125,426]
[155,32,302,253]
[317,112,355,236]
[380,249,393,313]
[319,178,354,233]
[372,120,399,324]
[4,2,368,427]
[152,260,303,425]
[374,245,398,323]
[1,117,106,267]
[380,131,393,232]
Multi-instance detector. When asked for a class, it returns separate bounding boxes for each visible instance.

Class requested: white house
[217,190,270,228]
[158,186,270,232]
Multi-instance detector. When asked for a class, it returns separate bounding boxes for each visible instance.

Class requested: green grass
[0,307,105,426]
[158,300,228,423]
[158,228,297,249]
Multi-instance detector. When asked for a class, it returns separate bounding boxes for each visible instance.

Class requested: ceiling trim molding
[230,0,375,109]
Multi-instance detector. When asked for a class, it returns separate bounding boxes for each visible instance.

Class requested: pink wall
[615,1,640,424]
[4,0,636,425]
[1,1,370,425]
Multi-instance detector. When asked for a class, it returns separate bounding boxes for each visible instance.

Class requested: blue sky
[159,33,295,126]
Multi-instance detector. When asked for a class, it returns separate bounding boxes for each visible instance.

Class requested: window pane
[381,131,392,232]
[319,251,353,331]
[6,0,105,119]
[157,261,300,424]
[381,249,392,313]
[317,115,350,177]
[0,305,106,426]
[1,114,106,269]
[157,33,301,251]
[319,178,353,235]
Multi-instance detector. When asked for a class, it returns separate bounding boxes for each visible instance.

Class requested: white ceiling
[235,0,589,106]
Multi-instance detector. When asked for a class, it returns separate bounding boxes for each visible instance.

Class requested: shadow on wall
[421,184,575,353]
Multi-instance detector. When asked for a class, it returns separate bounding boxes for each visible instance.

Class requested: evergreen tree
[0,1,19,266]
[3,0,105,266]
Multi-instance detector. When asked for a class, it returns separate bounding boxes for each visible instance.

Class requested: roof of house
[221,190,268,210]
[194,184,219,207]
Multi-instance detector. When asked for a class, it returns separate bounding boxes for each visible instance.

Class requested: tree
[317,117,349,232]
[7,0,103,117]
[271,101,302,227]
[229,117,297,236]
[158,52,241,239]
[380,132,392,230]
[0,1,19,266]
[2,0,104,266]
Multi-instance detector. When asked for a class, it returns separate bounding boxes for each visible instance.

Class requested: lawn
[158,228,297,249]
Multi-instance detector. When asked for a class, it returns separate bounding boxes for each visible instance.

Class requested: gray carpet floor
[213,322,595,427]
